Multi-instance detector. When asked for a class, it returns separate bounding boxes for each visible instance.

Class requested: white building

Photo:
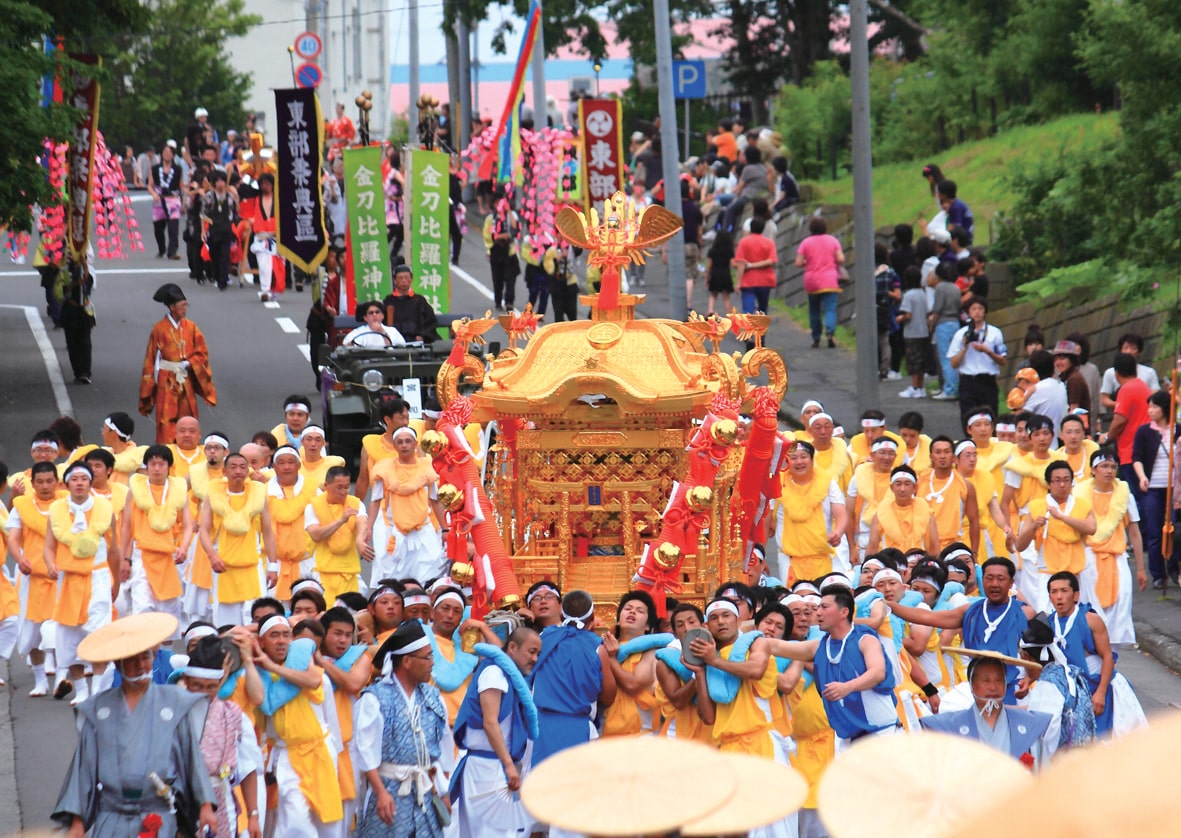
[229,0,389,142]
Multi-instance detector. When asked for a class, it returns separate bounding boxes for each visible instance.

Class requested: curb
[1133,618,1181,675]
[0,660,20,833]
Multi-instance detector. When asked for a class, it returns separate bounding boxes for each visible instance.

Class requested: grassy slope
[810,112,1120,243]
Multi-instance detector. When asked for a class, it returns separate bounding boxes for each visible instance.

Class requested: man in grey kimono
[921,653,1054,769]
[52,612,218,837]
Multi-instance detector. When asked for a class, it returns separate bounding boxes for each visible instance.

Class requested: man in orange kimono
[139,283,216,444]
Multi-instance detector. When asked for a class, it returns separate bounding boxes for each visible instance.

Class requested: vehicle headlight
[362,370,384,392]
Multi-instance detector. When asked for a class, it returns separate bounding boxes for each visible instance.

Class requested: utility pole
[654,0,686,317]
[531,4,546,127]
[850,0,878,411]
[472,27,480,115]
[408,0,420,143]
[458,17,472,152]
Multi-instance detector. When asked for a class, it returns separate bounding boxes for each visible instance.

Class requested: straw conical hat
[951,710,1181,837]
[77,613,178,663]
[818,731,1033,838]
[941,645,1042,674]
[681,750,807,836]
[521,736,735,836]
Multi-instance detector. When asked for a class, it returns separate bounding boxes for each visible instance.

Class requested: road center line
[0,304,74,418]
[450,262,494,301]
[275,316,301,334]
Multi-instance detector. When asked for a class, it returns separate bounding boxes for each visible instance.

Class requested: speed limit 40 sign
[294,31,322,60]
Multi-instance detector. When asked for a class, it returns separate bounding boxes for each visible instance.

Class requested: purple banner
[274,87,328,272]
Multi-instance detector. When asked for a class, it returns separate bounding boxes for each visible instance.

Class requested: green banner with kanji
[407,148,451,312]
[343,145,391,300]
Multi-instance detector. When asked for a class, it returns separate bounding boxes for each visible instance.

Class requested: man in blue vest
[888,556,1035,702]
[451,627,542,838]
[768,586,899,752]
[922,653,1052,768]
[528,589,616,764]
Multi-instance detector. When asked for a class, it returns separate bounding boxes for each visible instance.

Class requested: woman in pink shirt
[794,216,845,348]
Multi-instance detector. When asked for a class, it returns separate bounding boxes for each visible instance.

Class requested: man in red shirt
[327,103,356,149]
[734,217,778,320]
[1103,351,1152,495]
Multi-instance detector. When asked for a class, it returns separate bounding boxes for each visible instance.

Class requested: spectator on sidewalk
[1053,340,1092,422]
[1101,352,1152,500]
[948,296,1006,427]
[734,217,777,319]
[771,156,800,213]
[874,243,901,382]
[705,230,735,315]
[928,261,963,400]
[741,197,777,242]
[897,267,929,399]
[1099,333,1161,414]
[1023,350,1069,435]
[1132,390,1178,588]
[794,216,845,349]
[721,146,772,233]
[938,180,974,245]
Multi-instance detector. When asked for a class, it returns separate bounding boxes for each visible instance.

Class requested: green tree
[0,0,144,230]
[95,0,260,153]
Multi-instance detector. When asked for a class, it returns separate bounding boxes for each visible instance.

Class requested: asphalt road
[1,196,1179,832]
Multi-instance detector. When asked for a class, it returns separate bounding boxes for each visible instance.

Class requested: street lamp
[593,58,602,97]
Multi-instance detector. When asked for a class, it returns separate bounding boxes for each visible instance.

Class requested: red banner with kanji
[578,99,624,211]
[67,55,101,262]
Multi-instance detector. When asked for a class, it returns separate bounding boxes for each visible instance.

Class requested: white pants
[0,616,18,660]
[371,516,445,585]
[1092,552,1136,645]
[1017,543,1044,610]
[130,552,183,634]
[455,754,528,838]
[266,745,343,838]
[212,599,253,629]
[56,567,113,668]
[835,723,899,755]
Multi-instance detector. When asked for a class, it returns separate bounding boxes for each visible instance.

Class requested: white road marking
[297,344,311,362]
[276,316,300,334]
[0,304,74,418]
[450,263,494,300]
[264,300,281,309]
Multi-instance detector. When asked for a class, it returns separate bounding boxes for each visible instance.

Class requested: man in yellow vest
[354,397,410,501]
[868,465,940,555]
[770,440,847,584]
[307,466,372,603]
[1016,460,1096,613]
[121,445,191,628]
[184,431,230,623]
[273,393,313,450]
[299,425,345,491]
[1002,413,1068,605]
[101,412,148,486]
[267,445,320,601]
[847,437,901,566]
[45,462,122,706]
[168,416,204,481]
[919,435,979,551]
[806,411,852,492]
[6,461,66,696]
[199,452,277,626]
[366,427,445,583]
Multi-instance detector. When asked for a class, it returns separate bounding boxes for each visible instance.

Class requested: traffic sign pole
[684,98,689,159]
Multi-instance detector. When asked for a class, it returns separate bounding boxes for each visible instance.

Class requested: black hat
[373,619,429,672]
[153,283,187,306]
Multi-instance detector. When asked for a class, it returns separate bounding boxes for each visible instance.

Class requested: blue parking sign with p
[672,60,706,99]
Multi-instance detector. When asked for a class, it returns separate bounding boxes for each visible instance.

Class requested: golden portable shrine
[426,191,788,619]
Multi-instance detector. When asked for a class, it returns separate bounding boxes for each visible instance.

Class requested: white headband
[872,437,898,452]
[890,471,916,485]
[803,594,822,606]
[954,440,977,456]
[62,463,92,482]
[392,635,432,656]
[259,615,290,637]
[995,423,1016,433]
[392,427,418,441]
[184,666,226,680]
[793,584,820,597]
[966,412,992,428]
[781,594,804,606]
[943,547,973,564]
[819,575,852,590]
[183,625,218,647]
[285,402,310,413]
[273,445,301,462]
[861,558,886,573]
[862,418,886,429]
[301,425,325,439]
[433,591,464,609]
[801,400,824,413]
[31,439,59,451]
[912,576,943,593]
[104,418,131,441]
[205,434,229,449]
[873,569,904,586]
[705,600,740,620]
[561,601,596,629]
[809,412,833,427]
[403,593,431,608]
[527,583,561,606]
[291,579,324,597]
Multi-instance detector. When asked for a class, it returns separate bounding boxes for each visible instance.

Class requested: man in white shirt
[1099,332,1160,413]
[1022,351,1068,436]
